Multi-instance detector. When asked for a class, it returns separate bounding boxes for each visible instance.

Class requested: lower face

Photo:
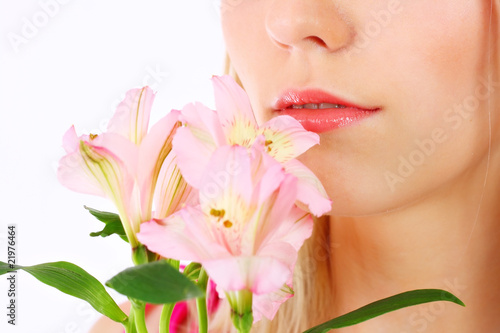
[221,0,498,216]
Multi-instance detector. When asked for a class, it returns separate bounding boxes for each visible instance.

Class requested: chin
[298,150,424,218]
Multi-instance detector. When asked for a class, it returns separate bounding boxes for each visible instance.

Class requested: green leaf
[0,261,127,323]
[106,260,204,304]
[303,289,465,333]
[85,205,128,242]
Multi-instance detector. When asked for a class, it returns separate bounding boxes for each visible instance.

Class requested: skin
[89,303,162,332]
[222,0,500,332]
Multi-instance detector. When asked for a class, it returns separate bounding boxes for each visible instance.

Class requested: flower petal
[251,150,287,206]
[198,145,253,206]
[57,151,106,197]
[212,75,256,129]
[172,127,214,188]
[92,133,139,177]
[137,207,229,262]
[256,209,312,270]
[253,284,294,322]
[153,152,197,219]
[260,115,320,163]
[58,131,138,200]
[107,87,154,145]
[202,256,291,295]
[270,206,314,252]
[179,102,226,147]
[137,110,181,219]
[247,174,298,253]
[284,159,332,216]
[62,126,80,153]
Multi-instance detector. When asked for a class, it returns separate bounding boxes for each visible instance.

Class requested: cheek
[329,1,492,214]
[221,2,282,123]
[386,1,490,161]
[220,3,265,82]
[314,2,492,215]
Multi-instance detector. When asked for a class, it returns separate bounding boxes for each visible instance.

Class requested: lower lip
[275,107,380,133]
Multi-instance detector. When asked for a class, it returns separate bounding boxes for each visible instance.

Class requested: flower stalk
[196,268,209,333]
[159,303,175,333]
[130,299,148,333]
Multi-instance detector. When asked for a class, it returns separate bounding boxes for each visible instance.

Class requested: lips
[272,89,381,133]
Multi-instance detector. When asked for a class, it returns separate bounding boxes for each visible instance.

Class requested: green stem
[159,303,175,333]
[130,300,148,333]
[196,268,209,333]
[158,259,183,333]
[125,308,137,333]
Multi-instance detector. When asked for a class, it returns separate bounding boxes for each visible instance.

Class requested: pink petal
[137,110,181,216]
[81,142,136,205]
[260,115,320,163]
[172,127,214,188]
[251,211,312,322]
[107,87,155,145]
[169,302,188,333]
[137,207,228,262]
[284,159,332,216]
[269,206,314,252]
[57,151,106,197]
[202,256,291,295]
[62,126,79,153]
[92,133,139,177]
[179,102,226,147]
[198,145,253,206]
[253,284,293,322]
[206,280,221,314]
[59,127,107,196]
[256,241,298,276]
[211,75,257,131]
[251,150,287,206]
[248,174,298,251]
[153,152,197,219]
[58,132,137,201]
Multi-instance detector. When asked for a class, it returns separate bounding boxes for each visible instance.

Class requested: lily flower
[58,127,139,245]
[58,87,189,248]
[173,75,331,216]
[137,144,314,329]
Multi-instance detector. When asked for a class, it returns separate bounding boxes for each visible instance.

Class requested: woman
[93,1,500,331]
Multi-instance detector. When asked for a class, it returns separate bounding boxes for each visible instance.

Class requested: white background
[0,1,225,332]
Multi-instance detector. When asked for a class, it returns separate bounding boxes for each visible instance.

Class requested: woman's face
[221,1,498,216]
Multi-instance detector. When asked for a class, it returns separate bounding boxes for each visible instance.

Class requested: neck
[328,153,500,332]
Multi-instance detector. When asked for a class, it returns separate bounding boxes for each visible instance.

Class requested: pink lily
[173,75,331,217]
[58,87,190,248]
[137,144,314,327]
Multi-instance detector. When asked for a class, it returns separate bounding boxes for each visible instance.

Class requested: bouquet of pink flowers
[0,76,464,333]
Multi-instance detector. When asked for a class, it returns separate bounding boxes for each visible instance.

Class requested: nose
[265,0,352,53]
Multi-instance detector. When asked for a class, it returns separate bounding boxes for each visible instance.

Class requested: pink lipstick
[273,90,381,133]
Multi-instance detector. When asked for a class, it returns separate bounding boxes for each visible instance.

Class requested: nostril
[265,3,353,53]
[305,36,328,48]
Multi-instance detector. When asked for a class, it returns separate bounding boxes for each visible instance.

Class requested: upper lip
[272,89,380,111]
